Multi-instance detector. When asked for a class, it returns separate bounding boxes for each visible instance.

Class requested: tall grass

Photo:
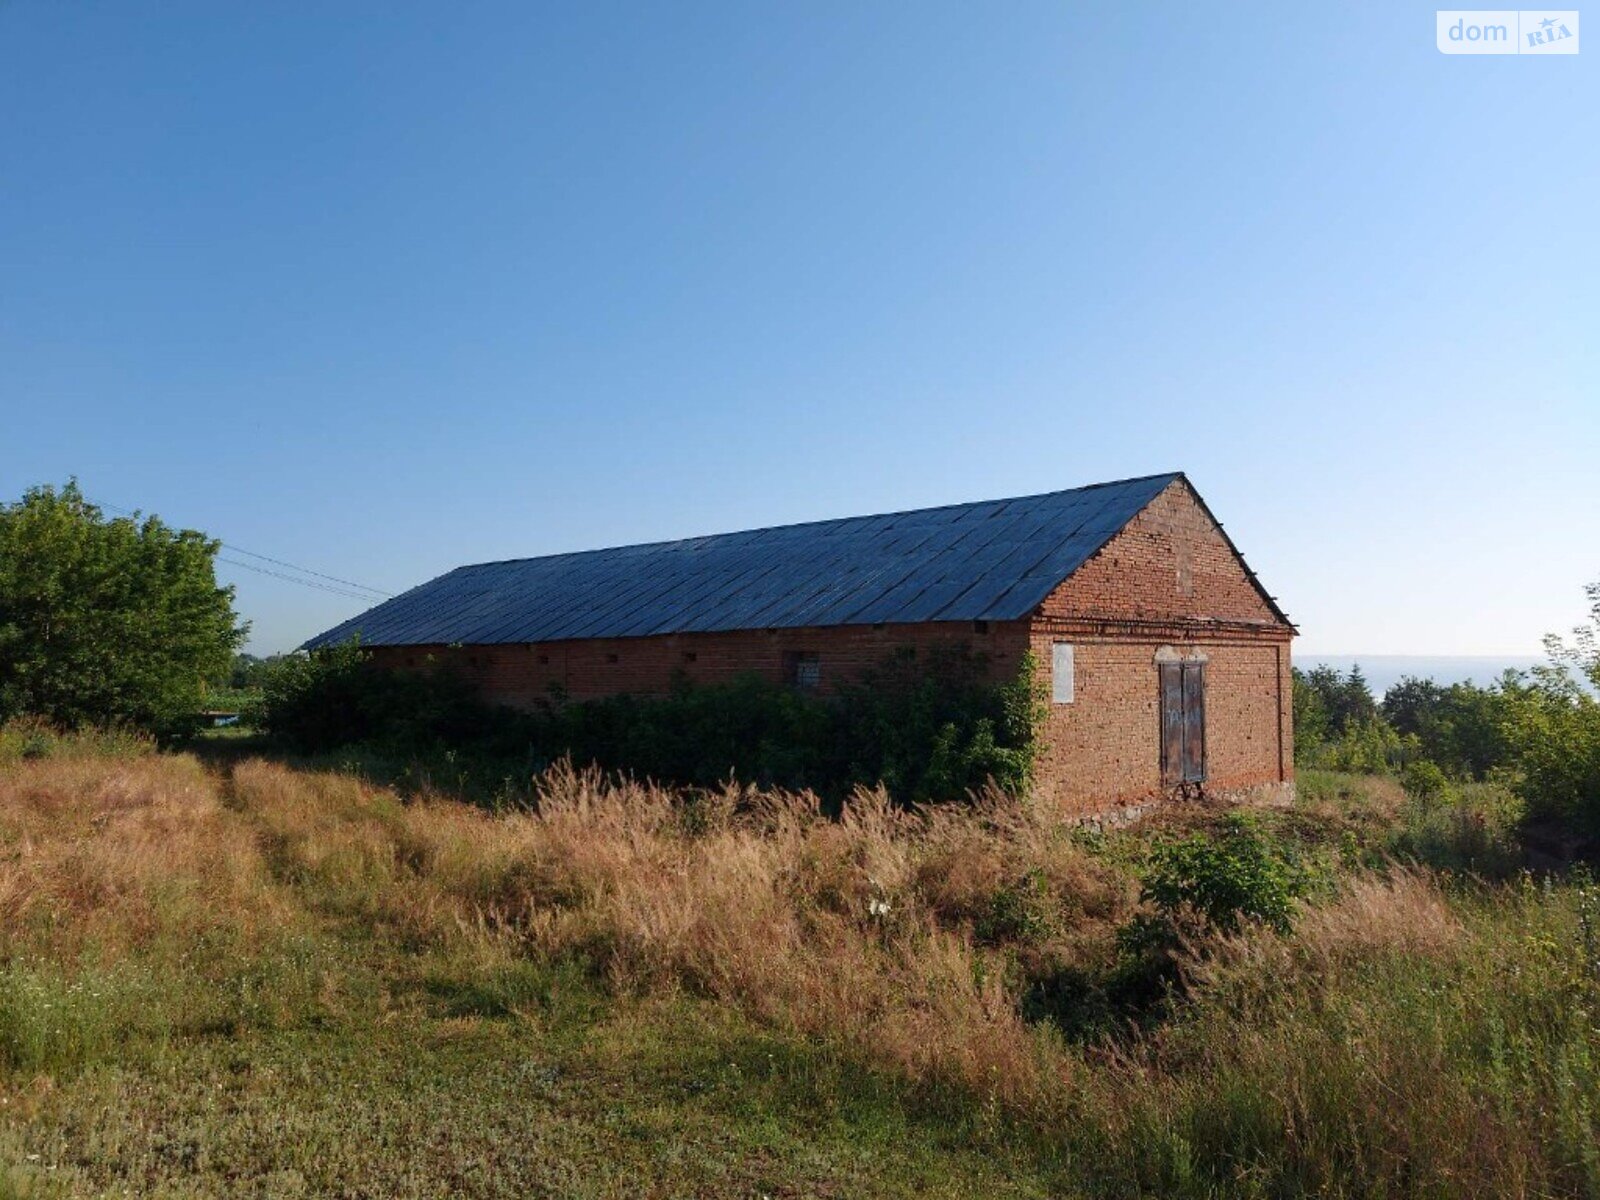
[0,743,327,1073]
[233,759,1131,1108]
[3,736,1597,1195]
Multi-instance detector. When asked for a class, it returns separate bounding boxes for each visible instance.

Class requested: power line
[216,557,390,603]
[93,496,395,601]
[209,543,392,597]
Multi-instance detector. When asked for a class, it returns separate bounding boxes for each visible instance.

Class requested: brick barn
[305,473,1295,814]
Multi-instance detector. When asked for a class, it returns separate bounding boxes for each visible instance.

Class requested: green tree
[1336,665,1378,731]
[1291,667,1330,766]
[1383,674,1518,780]
[1299,664,1376,735]
[0,482,246,736]
[1546,579,1600,693]
[1508,579,1600,834]
[1295,664,1388,769]
[1382,676,1445,740]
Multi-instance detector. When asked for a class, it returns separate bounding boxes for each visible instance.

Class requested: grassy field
[1,730,1597,1197]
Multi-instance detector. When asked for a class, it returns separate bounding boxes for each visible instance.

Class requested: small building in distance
[304,473,1295,814]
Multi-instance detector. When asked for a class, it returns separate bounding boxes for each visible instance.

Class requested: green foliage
[1504,678,1600,837]
[251,640,489,754]
[1384,673,1521,780]
[1507,580,1600,838]
[1291,669,1330,760]
[1296,664,1376,739]
[220,651,284,690]
[1401,758,1451,804]
[1311,714,1414,774]
[1141,813,1308,933]
[831,647,1047,802]
[1294,579,1600,851]
[1392,781,1525,876]
[1294,665,1393,771]
[256,643,1047,805]
[0,481,245,737]
[975,869,1056,946]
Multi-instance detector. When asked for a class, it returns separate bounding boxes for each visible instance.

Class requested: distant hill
[1296,655,1549,698]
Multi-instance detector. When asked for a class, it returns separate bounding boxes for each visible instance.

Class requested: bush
[1401,759,1451,804]
[256,643,1047,805]
[1392,781,1524,875]
[1509,689,1600,838]
[252,641,493,754]
[1490,579,1600,840]
[1140,813,1308,934]
[1306,715,1415,775]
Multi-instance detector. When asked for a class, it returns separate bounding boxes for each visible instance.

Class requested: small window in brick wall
[783,651,822,690]
[973,620,990,634]
[682,651,697,664]
[606,653,619,664]
[1051,642,1075,704]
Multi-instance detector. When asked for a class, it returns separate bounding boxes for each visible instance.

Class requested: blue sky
[2,2,1595,656]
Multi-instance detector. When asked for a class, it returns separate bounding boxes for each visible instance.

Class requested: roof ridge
[455,471,1184,572]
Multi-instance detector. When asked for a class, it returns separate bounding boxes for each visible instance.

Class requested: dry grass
[231,759,1131,1107]
[0,753,287,958]
[4,739,1598,1196]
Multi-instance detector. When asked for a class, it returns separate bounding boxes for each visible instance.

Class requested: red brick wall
[364,620,1030,707]
[1026,479,1293,814]
[1039,479,1283,627]
[1026,632,1291,815]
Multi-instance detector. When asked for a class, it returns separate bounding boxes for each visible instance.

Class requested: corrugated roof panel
[302,473,1194,648]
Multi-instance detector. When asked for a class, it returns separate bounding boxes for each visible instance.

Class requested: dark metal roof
[303,472,1241,649]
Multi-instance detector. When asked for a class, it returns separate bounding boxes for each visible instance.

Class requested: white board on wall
[1051,642,1075,705]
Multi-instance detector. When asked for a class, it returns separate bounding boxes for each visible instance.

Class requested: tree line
[1294,603,1600,837]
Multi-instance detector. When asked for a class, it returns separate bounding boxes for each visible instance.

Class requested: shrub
[1401,759,1451,804]
[257,643,1047,805]
[974,868,1056,946]
[1304,714,1415,775]
[1140,813,1307,934]
[1505,678,1600,839]
[252,641,494,754]
[1392,782,1524,875]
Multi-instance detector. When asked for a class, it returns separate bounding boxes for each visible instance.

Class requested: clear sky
[2,2,1595,657]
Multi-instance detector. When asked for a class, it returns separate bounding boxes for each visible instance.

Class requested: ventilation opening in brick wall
[783,650,821,690]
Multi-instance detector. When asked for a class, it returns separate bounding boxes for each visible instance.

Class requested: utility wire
[209,543,392,597]
[93,496,395,601]
[216,557,390,603]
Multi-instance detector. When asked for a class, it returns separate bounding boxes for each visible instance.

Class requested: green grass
[3,737,1597,1197]
[1,945,1060,1199]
